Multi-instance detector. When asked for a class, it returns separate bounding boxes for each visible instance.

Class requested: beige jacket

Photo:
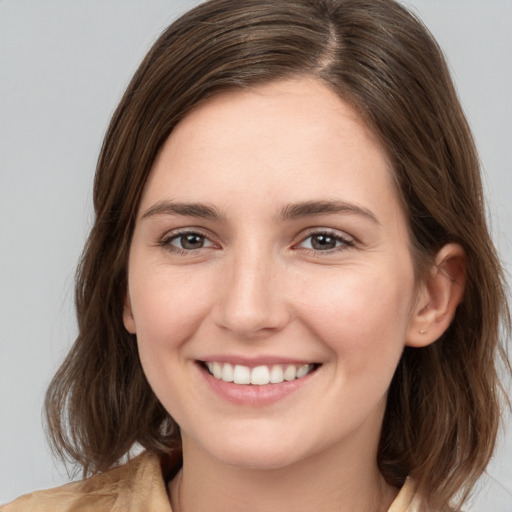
[2,451,420,511]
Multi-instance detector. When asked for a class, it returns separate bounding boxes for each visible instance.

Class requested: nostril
[213,299,291,339]
[211,264,291,337]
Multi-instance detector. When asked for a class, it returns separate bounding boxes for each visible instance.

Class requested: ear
[123,291,137,334]
[406,243,466,348]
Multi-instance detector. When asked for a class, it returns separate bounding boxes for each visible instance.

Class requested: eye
[297,231,355,252]
[161,231,215,252]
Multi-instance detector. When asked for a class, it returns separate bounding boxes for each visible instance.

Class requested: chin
[212,443,304,471]
[184,424,311,471]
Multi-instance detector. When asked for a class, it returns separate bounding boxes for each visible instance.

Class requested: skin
[124,78,465,512]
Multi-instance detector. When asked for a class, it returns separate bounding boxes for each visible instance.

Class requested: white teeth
[284,365,297,381]
[269,365,284,383]
[233,365,251,384]
[221,363,234,382]
[296,364,310,378]
[251,365,270,385]
[212,362,222,379]
[205,362,315,385]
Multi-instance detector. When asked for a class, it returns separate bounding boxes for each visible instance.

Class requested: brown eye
[310,234,337,250]
[164,231,214,251]
[178,234,205,250]
[297,231,355,252]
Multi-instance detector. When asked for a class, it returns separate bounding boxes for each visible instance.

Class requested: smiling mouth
[202,361,320,385]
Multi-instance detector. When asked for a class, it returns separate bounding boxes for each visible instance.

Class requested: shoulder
[388,478,417,512]
[1,451,172,512]
[387,479,462,512]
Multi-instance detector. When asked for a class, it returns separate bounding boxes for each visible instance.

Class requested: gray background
[1,0,511,509]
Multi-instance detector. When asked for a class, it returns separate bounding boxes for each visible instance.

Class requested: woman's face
[124,78,421,470]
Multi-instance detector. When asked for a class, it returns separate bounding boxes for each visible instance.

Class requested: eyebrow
[276,200,380,225]
[141,200,226,221]
[141,199,379,225]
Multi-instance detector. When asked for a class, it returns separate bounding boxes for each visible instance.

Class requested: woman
[2,0,509,511]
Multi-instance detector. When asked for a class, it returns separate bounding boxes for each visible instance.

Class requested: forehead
[171,78,385,160]
[140,78,398,222]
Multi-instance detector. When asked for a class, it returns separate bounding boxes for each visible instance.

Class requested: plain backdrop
[1,0,511,509]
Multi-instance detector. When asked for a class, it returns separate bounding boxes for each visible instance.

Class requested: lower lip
[198,364,317,406]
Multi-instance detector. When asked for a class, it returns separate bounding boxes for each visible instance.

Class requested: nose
[213,248,291,339]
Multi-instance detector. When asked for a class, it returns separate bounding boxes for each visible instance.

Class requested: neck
[169,435,397,512]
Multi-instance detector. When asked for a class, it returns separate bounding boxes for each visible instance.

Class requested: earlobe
[123,291,137,334]
[406,243,466,348]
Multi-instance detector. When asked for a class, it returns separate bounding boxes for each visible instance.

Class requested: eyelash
[159,229,214,256]
[158,228,355,256]
[294,229,356,253]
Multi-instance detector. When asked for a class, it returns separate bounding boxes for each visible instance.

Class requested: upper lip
[198,355,320,367]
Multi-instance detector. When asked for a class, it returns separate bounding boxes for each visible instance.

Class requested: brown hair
[45,0,510,509]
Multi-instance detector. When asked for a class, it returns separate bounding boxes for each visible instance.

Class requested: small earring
[419,329,427,334]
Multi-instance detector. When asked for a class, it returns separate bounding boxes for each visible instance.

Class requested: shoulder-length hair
[45,0,510,509]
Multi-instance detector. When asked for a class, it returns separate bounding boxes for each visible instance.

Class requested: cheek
[296,265,414,371]
[128,263,214,361]
[127,265,217,421]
